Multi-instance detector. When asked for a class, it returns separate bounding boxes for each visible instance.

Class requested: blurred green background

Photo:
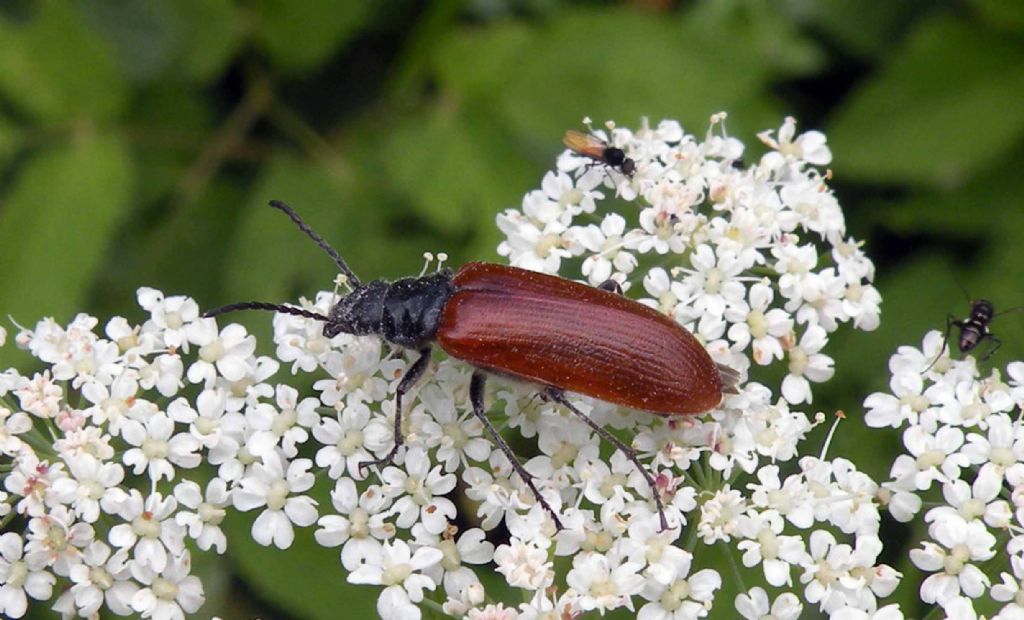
[2,0,1024,618]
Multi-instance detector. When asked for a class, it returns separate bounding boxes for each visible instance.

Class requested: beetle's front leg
[359,347,432,475]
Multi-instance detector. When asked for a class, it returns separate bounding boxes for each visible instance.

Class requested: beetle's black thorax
[325,270,455,348]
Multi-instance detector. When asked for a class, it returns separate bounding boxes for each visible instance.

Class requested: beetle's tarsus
[545,387,672,532]
[358,348,432,476]
[357,447,399,476]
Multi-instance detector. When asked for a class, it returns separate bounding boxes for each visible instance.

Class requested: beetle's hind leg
[359,347,432,476]
[717,363,742,395]
[545,388,671,533]
[470,372,564,530]
[597,279,623,295]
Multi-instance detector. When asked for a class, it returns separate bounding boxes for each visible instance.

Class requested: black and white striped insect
[926,299,1022,370]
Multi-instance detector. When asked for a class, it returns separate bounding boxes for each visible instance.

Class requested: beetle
[563,129,636,177]
[205,200,739,530]
[925,298,1022,371]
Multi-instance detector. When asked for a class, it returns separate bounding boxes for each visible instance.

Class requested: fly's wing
[436,263,722,415]
[562,130,607,160]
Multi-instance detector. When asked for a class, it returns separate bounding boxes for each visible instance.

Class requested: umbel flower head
[3,113,1019,620]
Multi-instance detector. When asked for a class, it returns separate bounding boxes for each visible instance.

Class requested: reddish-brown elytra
[438,262,723,414]
[205,200,738,531]
[562,129,636,177]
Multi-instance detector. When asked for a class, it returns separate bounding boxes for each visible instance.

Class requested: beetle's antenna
[268,200,362,287]
[203,301,329,322]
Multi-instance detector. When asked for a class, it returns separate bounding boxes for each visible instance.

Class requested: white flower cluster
[1,114,980,620]
[501,115,879,406]
[865,334,1024,619]
[482,115,893,618]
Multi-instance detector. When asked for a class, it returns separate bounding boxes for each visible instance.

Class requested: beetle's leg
[470,372,564,530]
[924,314,959,372]
[545,388,670,533]
[977,333,1002,362]
[717,363,742,395]
[597,279,623,295]
[385,344,404,361]
[359,348,432,475]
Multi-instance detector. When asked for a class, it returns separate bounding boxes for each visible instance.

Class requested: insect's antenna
[995,305,1024,317]
[268,200,362,287]
[956,281,972,306]
[204,301,329,322]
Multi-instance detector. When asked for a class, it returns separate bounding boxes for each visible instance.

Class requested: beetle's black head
[324,281,388,339]
[325,271,454,348]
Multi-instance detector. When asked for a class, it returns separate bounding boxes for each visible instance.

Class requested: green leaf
[92,180,245,323]
[431,21,530,98]
[78,0,240,84]
[868,149,1024,238]
[253,0,370,73]
[0,134,132,364]
[687,1,824,75]
[78,0,241,84]
[171,0,242,83]
[826,15,1024,186]
[780,0,928,59]
[122,85,215,207]
[78,0,179,83]
[434,7,823,142]
[381,107,527,240]
[0,3,127,121]
[969,0,1024,34]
